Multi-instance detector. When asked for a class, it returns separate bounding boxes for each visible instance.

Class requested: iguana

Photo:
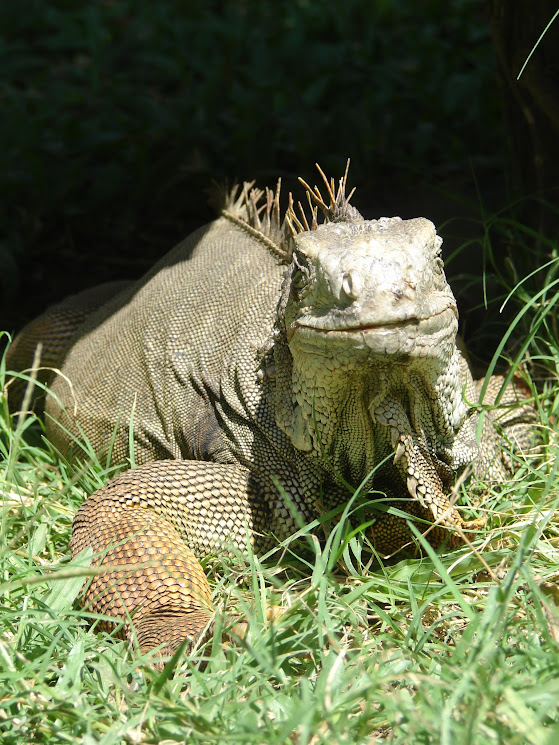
[7,165,535,658]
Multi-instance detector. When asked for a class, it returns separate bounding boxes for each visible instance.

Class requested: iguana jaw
[288,304,458,359]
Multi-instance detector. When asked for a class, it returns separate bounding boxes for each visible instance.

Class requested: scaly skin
[70,461,268,655]
[7,165,536,658]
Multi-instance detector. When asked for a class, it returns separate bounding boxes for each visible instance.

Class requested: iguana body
[8,167,533,657]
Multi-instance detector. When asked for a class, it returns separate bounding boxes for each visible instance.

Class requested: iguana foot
[134,610,213,657]
[369,499,486,557]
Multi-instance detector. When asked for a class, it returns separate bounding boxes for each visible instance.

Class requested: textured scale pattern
[7,166,537,659]
[6,281,131,414]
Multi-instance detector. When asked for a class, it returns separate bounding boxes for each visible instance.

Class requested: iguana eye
[432,238,445,276]
[341,268,363,301]
[434,237,444,264]
[291,254,311,295]
[292,270,306,291]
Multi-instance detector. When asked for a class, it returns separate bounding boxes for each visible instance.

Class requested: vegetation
[1,0,501,329]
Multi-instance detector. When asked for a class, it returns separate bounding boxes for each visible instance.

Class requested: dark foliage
[1,0,502,329]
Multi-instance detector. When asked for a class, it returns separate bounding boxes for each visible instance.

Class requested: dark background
[1,0,558,358]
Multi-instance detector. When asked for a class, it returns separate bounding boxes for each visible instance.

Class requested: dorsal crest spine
[219,161,362,264]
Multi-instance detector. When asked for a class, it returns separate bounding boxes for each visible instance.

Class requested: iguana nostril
[341,268,363,300]
[390,279,416,301]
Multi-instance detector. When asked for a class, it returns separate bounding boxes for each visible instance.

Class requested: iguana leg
[370,374,536,557]
[370,398,482,556]
[70,460,271,657]
[470,373,538,480]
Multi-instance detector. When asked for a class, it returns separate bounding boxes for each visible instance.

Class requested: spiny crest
[218,162,361,263]
[287,160,363,236]
[219,179,293,263]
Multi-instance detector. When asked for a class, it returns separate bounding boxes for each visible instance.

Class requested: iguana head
[284,215,458,362]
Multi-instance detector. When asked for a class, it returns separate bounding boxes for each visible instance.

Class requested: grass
[1,213,559,744]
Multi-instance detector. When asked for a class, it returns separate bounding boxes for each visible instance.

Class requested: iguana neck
[274,334,469,489]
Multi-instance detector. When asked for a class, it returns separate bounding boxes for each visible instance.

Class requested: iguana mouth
[288,305,458,352]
